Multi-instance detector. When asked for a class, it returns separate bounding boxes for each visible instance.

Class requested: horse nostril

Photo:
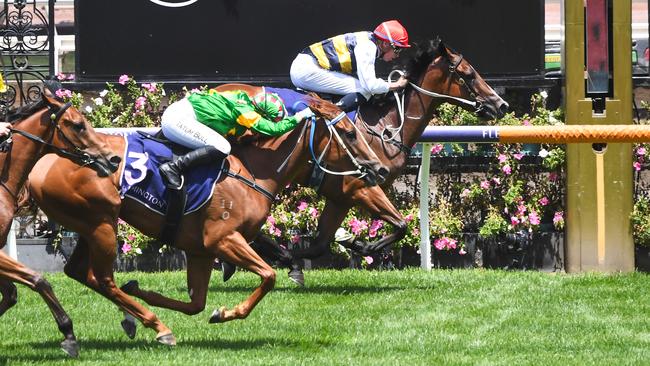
[499,102,509,116]
[110,155,122,165]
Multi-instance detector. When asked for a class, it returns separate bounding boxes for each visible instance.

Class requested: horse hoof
[288,268,305,287]
[156,333,176,346]
[222,261,236,282]
[208,307,225,323]
[121,313,137,339]
[120,280,139,295]
[60,338,79,358]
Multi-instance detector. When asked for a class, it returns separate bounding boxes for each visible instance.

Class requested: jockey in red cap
[290,20,410,112]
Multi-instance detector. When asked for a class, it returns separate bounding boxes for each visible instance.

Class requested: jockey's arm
[354,39,390,97]
[236,111,299,137]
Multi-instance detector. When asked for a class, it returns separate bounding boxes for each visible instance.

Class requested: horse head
[306,95,389,186]
[405,37,509,120]
[38,82,122,176]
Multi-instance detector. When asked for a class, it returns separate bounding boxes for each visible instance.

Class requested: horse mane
[304,93,345,120]
[400,37,444,80]
[6,80,63,122]
[6,98,46,123]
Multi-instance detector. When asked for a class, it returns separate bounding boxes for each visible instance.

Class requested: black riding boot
[335,92,367,112]
[160,146,226,190]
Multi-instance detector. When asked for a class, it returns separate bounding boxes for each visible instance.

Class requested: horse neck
[396,76,441,148]
[0,109,53,207]
[235,123,312,197]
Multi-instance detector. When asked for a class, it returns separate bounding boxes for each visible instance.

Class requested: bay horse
[0,83,122,357]
[27,91,388,346]
[244,37,509,285]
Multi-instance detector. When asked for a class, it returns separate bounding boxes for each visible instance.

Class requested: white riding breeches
[160,98,232,155]
[290,53,372,100]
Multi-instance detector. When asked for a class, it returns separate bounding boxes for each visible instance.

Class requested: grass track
[1,269,650,365]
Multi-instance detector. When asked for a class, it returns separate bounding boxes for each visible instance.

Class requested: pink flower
[539,197,549,206]
[634,161,642,171]
[447,238,457,249]
[637,147,647,156]
[522,119,531,126]
[127,234,136,242]
[513,153,524,160]
[56,72,67,81]
[297,201,308,211]
[529,210,540,225]
[290,234,300,244]
[430,144,444,154]
[135,96,147,111]
[492,177,501,186]
[498,154,507,163]
[412,228,420,236]
[553,211,564,224]
[118,74,130,85]
[517,204,527,215]
[364,256,374,265]
[502,165,512,175]
[190,88,200,93]
[548,172,558,182]
[368,229,378,238]
[309,207,319,218]
[266,215,276,226]
[67,74,75,80]
[273,227,282,237]
[510,216,520,225]
[460,188,470,198]
[370,220,384,232]
[433,238,446,250]
[459,248,467,255]
[55,89,72,99]
[480,180,490,190]
[121,243,132,254]
[142,82,157,93]
[404,214,414,222]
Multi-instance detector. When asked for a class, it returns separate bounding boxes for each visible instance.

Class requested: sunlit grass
[1,269,650,365]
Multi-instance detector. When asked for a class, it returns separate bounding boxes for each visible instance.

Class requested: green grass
[1,269,650,365]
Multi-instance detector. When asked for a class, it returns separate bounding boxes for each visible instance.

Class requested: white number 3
[124,151,149,186]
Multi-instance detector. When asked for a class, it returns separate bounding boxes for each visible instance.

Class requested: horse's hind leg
[0,279,17,316]
[207,232,275,323]
[121,254,213,315]
[0,251,78,357]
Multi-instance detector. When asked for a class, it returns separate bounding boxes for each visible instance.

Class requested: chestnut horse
[0,83,121,357]
[245,37,510,285]
[27,92,388,346]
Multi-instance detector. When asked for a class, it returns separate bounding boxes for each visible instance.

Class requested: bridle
[373,50,485,147]
[278,103,382,180]
[0,99,103,203]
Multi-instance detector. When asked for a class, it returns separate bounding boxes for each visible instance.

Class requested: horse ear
[42,80,64,105]
[436,38,448,57]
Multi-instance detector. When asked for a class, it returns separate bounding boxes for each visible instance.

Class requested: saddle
[119,131,226,246]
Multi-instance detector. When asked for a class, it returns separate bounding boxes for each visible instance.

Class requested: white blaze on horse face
[148,0,199,8]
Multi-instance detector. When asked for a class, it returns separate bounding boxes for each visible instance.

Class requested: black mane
[400,37,444,80]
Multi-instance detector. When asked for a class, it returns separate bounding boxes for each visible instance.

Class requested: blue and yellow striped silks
[307,33,359,75]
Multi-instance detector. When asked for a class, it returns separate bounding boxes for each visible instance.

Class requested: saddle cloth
[118,131,224,216]
[265,87,357,122]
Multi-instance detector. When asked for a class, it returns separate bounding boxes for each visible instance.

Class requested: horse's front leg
[0,278,17,317]
[207,231,275,323]
[0,250,78,357]
[72,225,176,346]
[340,185,407,255]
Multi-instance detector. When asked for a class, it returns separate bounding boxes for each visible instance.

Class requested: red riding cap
[373,20,411,48]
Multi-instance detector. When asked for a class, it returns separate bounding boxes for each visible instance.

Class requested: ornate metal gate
[0,0,55,118]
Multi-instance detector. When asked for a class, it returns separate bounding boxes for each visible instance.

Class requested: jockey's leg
[159,146,226,189]
[159,98,230,190]
[335,92,367,112]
